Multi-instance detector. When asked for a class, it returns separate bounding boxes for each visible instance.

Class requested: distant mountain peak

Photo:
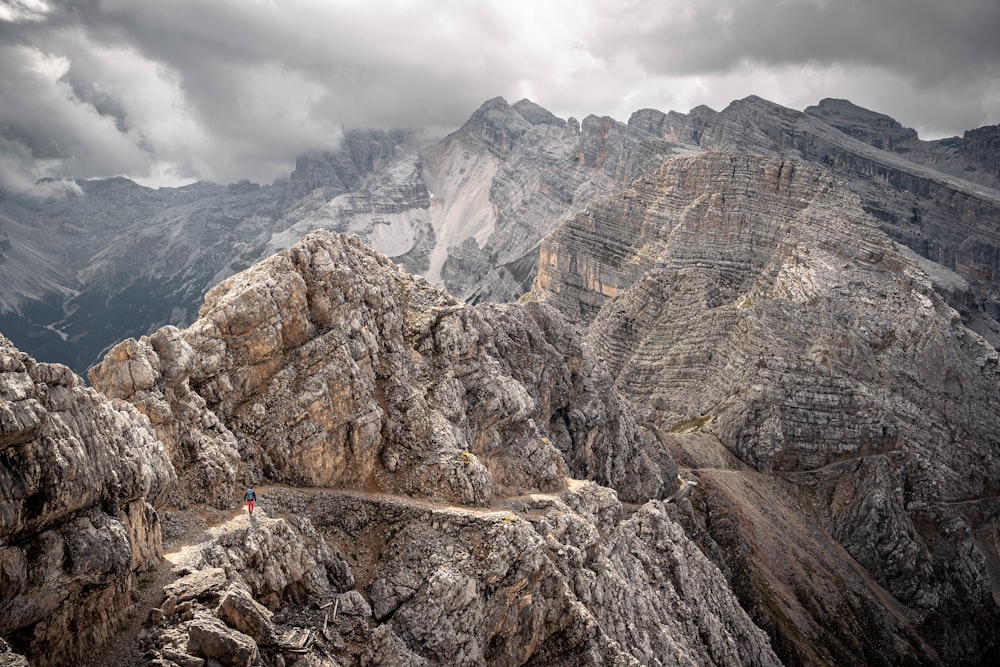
[512,98,564,127]
[454,95,532,157]
[805,97,918,149]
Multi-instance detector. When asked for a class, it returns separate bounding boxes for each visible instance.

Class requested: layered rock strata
[805,98,1000,191]
[535,152,1000,664]
[273,96,684,304]
[0,335,174,665]
[633,96,1000,338]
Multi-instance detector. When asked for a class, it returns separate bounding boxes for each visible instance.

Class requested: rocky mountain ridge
[629,96,1000,347]
[805,98,1000,190]
[1,145,999,662]
[7,94,997,378]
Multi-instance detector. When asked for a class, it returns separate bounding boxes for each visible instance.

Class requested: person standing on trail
[244,486,257,515]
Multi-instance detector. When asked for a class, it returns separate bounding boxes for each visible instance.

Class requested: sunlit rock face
[93,231,677,507]
[535,151,1000,665]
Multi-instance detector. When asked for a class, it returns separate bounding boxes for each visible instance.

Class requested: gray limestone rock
[164,568,228,603]
[92,230,675,509]
[806,98,1000,191]
[535,151,1000,664]
[89,327,241,510]
[187,616,258,667]
[216,582,275,645]
[651,95,1000,338]
[0,334,175,666]
[251,483,780,667]
[0,639,28,667]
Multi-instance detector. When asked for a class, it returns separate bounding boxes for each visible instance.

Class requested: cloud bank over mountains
[1,0,998,191]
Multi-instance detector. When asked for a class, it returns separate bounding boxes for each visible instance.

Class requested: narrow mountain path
[90,505,247,667]
[89,481,590,666]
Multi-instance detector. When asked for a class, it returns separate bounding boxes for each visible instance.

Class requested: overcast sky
[1,0,998,192]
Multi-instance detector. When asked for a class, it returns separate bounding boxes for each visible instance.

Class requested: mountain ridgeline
[0,96,999,665]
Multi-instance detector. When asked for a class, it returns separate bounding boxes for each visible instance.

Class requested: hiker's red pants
[247,500,255,514]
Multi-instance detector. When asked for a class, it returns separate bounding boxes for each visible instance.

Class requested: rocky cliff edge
[0,335,174,664]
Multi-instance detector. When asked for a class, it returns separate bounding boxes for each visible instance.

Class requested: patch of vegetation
[668,414,712,433]
[873,329,897,353]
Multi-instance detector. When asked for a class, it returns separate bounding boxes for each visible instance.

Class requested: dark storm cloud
[0,0,997,190]
[1,0,537,188]
[585,0,1000,137]
[601,0,1000,83]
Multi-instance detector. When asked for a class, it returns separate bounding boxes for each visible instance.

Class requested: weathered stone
[0,334,175,666]
[164,568,227,603]
[161,646,206,667]
[90,327,240,510]
[643,95,1000,341]
[216,583,274,644]
[256,483,779,667]
[93,231,675,511]
[0,638,28,667]
[536,151,1000,665]
[186,616,257,667]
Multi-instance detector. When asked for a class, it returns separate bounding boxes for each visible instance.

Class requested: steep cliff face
[0,334,175,665]
[636,96,1000,339]
[273,96,683,304]
[535,152,1000,665]
[85,230,787,666]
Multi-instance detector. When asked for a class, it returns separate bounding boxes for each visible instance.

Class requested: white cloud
[0,0,50,23]
[0,0,997,189]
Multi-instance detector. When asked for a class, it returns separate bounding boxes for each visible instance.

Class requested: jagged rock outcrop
[92,230,677,507]
[0,639,28,667]
[143,513,350,667]
[535,152,1000,665]
[88,326,241,509]
[273,96,683,306]
[5,93,1000,666]
[0,334,175,665]
[804,98,919,151]
[143,483,781,667]
[806,98,1000,191]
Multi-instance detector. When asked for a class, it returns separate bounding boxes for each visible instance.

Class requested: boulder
[216,583,274,645]
[186,617,258,667]
[164,568,227,603]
